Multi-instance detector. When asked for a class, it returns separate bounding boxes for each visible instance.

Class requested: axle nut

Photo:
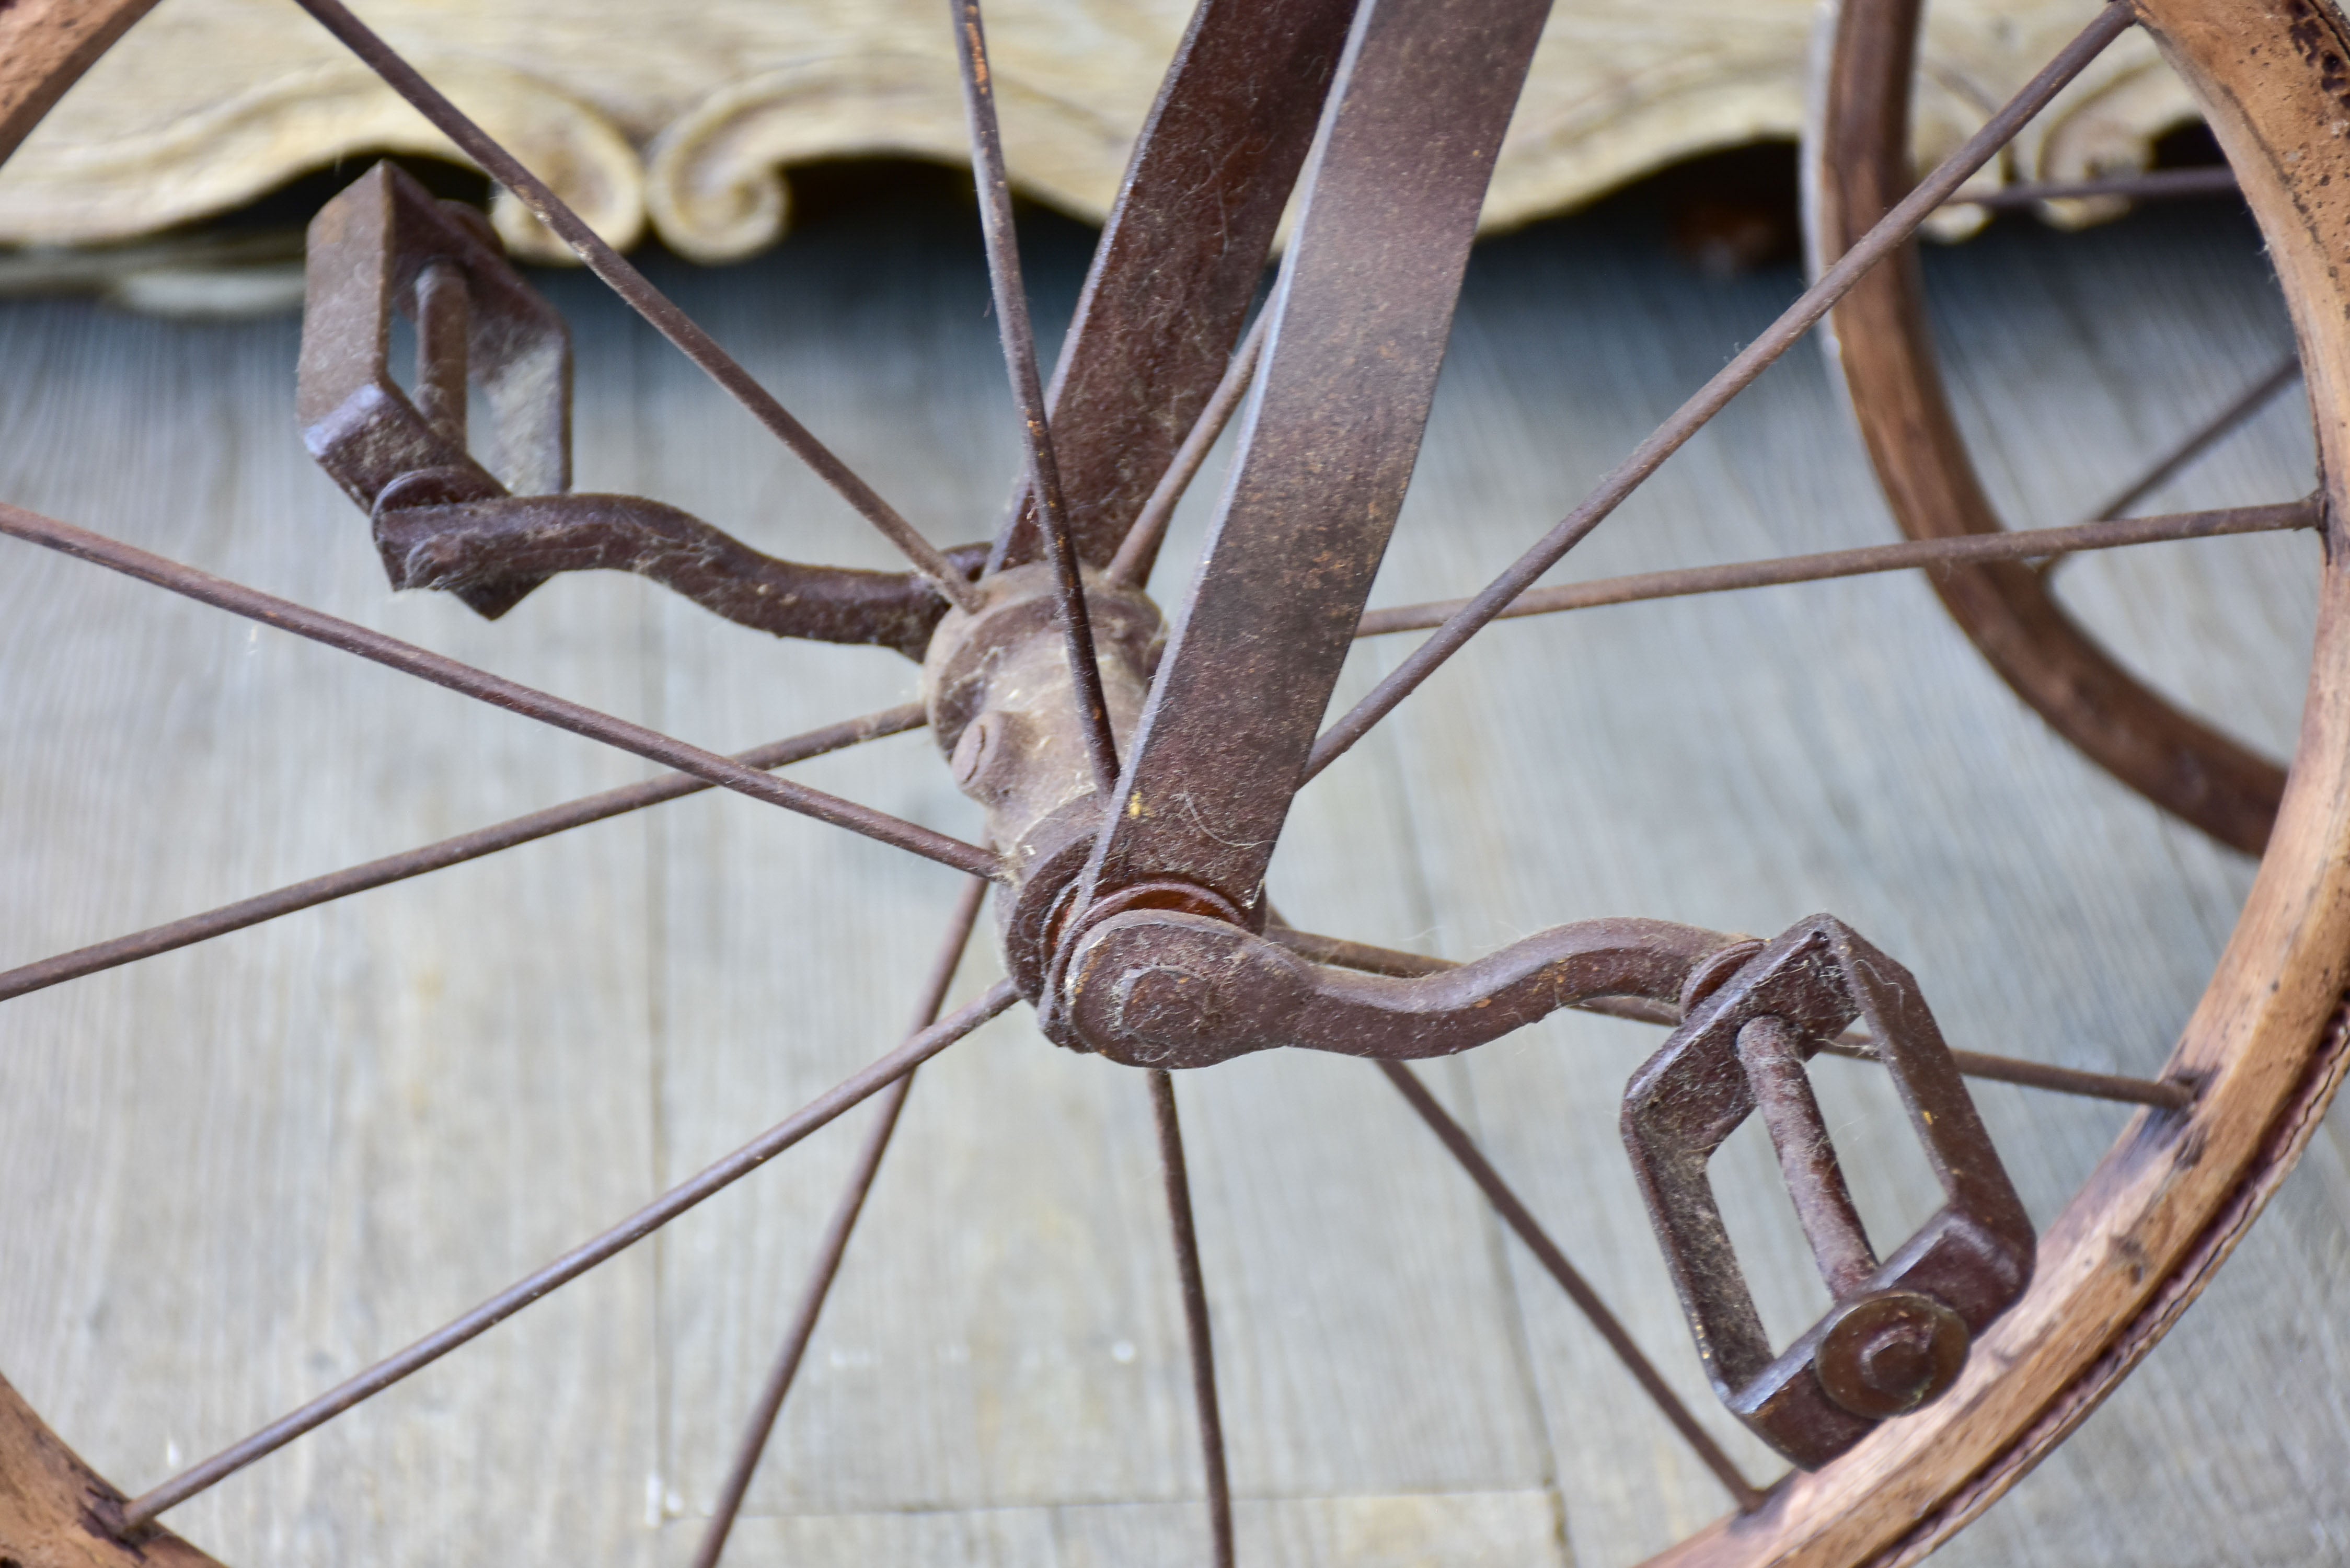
[1814,1289,1969,1419]
[1108,963,1223,1059]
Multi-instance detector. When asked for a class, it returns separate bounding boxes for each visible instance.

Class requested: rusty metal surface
[1061,912,1743,1068]
[1815,0,2283,853]
[985,0,1356,579]
[1103,313,1269,589]
[1303,0,2137,782]
[1268,925,2195,1105]
[1621,916,2034,1467]
[955,0,1120,790]
[1352,498,2318,638]
[922,565,1164,977]
[377,492,987,656]
[299,162,570,617]
[1739,1016,1882,1299]
[1068,0,1555,929]
[1816,1033,2197,1111]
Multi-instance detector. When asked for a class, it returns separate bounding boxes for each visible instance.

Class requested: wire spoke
[1149,1069,1234,1568]
[120,977,1019,1527]
[1269,926,2194,1110]
[1299,0,2138,781]
[286,0,980,613]
[1376,1062,1765,1508]
[0,705,925,1004]
[692,876,987,1568]
[1350,499,2316,638]
[952,0,1118,790]
[0,504,999,880]
[1815,1035,2195,1111]
[1944,165,2239,211]
[2072,354,2303,539]
[1104,310,1270,589]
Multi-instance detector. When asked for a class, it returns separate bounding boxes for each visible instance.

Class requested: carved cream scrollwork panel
[647,56,1133,263]
[0,0,2200,263]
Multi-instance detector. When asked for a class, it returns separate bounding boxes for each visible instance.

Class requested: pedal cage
[1622,915,2035,1467]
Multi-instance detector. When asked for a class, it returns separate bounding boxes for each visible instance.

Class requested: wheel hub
[920,561,1180,1005]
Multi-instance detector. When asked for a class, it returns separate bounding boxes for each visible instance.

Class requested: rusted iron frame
[121,979,1020,1526]
[1149,1069,1234,1568]
[0,705,926,1004]
[1104,312,1270,589]
[923,565,1165,1010]
[981,0,1353,579]
[1375,1061,1764,1508]
[285,0,981,613]
[309,0,1341,651]
[304,162,991,648]
[309,0,1352,651]
[1267,925,2192,1110]
[1300,0,2138,783]
[0,504,1000,880]
[1944,164,2238,210]
[690,878,987,1568]
[1054,901,2034,1434]
[1069,0,1559,929]
[952,0,1118,791]
[1350,499,2316,638]
[1084,909,2007,1470]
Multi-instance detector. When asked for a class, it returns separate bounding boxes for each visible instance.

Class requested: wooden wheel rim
[0,2,2345,1565]
[1810,0,2291,855]
[1683,0,2350,1559]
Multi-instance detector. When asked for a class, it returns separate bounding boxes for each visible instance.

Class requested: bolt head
[950,713,996,789]
[1815,1289,1969,1419]
[1107,963,1221,1061]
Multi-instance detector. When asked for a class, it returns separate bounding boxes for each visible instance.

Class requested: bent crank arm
[377,493,987,658]
[1059,910,1749,1068]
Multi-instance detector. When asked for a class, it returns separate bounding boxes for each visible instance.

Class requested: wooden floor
[2,175,2344,1567]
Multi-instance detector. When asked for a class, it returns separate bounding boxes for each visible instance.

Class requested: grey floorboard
[0,171,2341,1568]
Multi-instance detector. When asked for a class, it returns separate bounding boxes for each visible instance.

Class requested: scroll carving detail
[0,0,2198,265]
